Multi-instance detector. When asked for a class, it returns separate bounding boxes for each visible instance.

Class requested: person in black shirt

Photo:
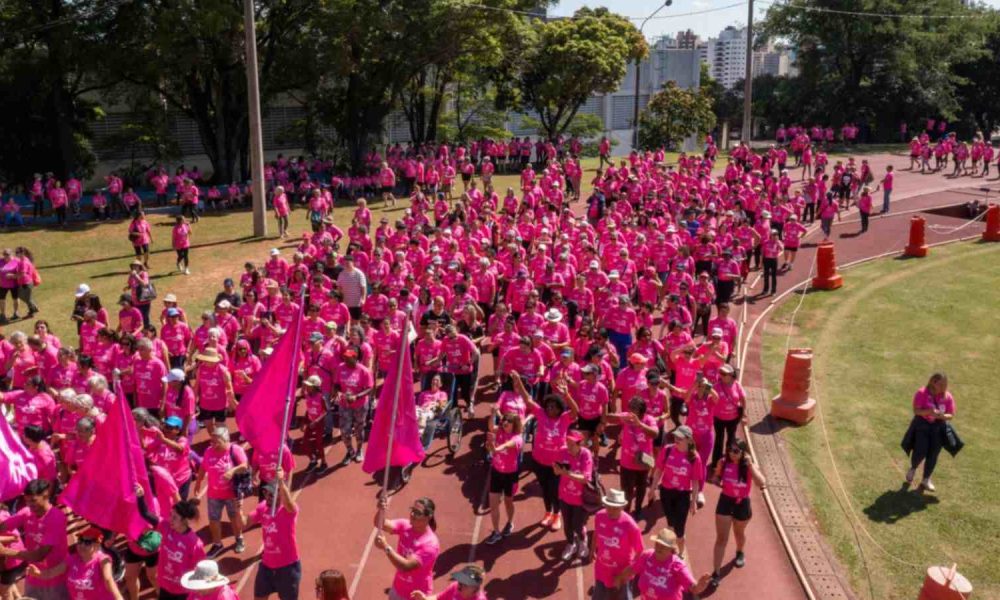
[420,295,451,335]
[213,278,242,309]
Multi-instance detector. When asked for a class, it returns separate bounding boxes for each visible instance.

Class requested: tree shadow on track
[863,483,939,524]
[479,541,580,598]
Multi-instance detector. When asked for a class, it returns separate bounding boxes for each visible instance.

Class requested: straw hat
[650,528,679,550]
[180,561,229,591]
[194,348,221,363]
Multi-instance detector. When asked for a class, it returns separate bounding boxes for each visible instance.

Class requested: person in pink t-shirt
[272,187,290,239]
[648,425,702,557]
[179,559,239,600]
[172,216,192,275]
[60,527,123,600]
[591,488,644,599]
[193,427,248,557]
[248,473,300,600]
[710,438,766,588]
[158,500,206,600]
[554,429,593,561]
[482,410,524,546]
[373,495,441,600]
[905,372,956,492]
[0,479,69,596]
[615,528,711,599]
[128,212,153,267]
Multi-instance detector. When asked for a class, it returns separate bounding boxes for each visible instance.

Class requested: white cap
[75,283,91,298]
[609,270,620,279]
[270,248,280,256]
[216,300,231,309]
[589,260,600,269]
[162,368,186,383]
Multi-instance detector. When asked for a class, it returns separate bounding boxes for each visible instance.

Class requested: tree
[954,14,1000,137]
[637,81,716,151]
[518,7,646,140]
[105,0,320,182]
[0,0,112,181]
[760,0,989,140]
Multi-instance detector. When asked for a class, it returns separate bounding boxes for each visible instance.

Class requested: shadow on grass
[862,483,940,524]
[38,234,260,270]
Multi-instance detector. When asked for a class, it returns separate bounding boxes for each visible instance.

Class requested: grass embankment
[762,240,1000,600]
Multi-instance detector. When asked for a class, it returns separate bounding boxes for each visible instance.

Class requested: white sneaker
[905,468,916,485]
[184,268,191,275]
[561,541,577,561]
[921,479,936,492]
[577,541,589,559]
[697,492,706,508]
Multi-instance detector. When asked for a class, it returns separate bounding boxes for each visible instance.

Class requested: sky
[549,0,1000,40]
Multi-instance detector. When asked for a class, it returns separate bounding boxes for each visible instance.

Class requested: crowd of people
[0,127,970,600]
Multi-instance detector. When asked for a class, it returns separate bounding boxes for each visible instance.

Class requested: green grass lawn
[762,240,1000,600]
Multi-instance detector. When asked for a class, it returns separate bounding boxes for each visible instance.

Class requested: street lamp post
[741,0,755,144]
[244,0,267,238]
[632,0,672,152]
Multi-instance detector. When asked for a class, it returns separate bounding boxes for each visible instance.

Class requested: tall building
[676,29,699,49]
[705,26,748,89]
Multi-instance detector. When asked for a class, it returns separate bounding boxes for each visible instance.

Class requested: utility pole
[741,0,754,144]
[632,1,672,152]
[244,0,267,238]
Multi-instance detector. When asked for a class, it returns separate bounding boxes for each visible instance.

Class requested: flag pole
[271,288,306,516]
[379,309,412,495]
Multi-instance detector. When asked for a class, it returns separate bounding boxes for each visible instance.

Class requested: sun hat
[650,528,679,550]
[74,283,91,298]
[163,416,184,429]
[544,309,562,323]
[162,368,186,383]
[450,565,485,588]
[602,488,628,508]
[181,560,229,591]
[163,293,178,303]
[194,348,221,363]
[672,425,694,440]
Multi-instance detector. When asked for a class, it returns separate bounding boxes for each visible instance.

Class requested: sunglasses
[78,538,98,546]
[409,507,429,517]
[728,447,743,454]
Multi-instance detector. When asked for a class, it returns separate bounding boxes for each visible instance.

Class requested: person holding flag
[373,495,440,600]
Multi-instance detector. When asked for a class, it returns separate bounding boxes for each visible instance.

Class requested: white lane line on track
[349,527,379,598]
[467,470,492,563]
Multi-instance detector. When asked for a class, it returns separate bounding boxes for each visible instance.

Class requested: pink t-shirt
[576,380,610,420]
[251,501,299,568]
[133,357,167,409]
[593,510,644,586]
[151,436,193,485]
[654,445,702,492]
[630,549,696,599]
[530,406,574,466]
[66,551,114,600]
[5,506,69,587]
[201,443,247,500]
[157,524,205,594]
[172,223,191,250]
[490,430,523,474]
[912,388,955,423]
[389,519,440,598]
[557,447,593,506]
[713,380,744,421]
[619,414,657,471]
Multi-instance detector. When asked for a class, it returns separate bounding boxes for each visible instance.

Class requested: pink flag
[0,414,37,501]
[236,303,304,455]
[61,386,157,540]
[362,329,425,474]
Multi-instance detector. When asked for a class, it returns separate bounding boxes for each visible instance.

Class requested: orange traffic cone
[810,242,843,290]
[983,204,1000,242]
[904,216,929,257]
[770,348,817,425]
[917,564,972,600]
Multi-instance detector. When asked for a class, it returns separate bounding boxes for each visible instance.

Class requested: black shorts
[254,560,301,600]
[348,306,362,320]
[133,244,149,256]
[490,468,519,496]
[0,287,18,300]
[124,546,159,567]
[199,408,227,423]
[0,564,26,586]
[461,174,472,183]
[716,494,752,521]
[380,185,393,194]
[159,590,187,600]
[576,416,601,433]
[659,487,692,538]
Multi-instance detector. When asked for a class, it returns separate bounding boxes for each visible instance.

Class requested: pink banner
[0,414,37,501]
[362,332,425,474]
[61,385,157,540]
[236,303,304,455]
